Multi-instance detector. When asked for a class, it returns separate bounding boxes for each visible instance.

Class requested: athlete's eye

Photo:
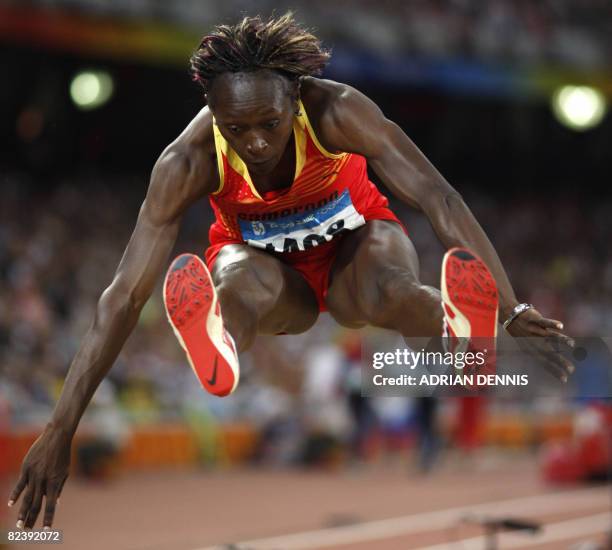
[228,125,241,134]
[264,120,280,129]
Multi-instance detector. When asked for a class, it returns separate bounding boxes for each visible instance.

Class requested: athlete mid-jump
[9,13,573,530]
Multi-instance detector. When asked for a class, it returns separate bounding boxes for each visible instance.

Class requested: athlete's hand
[505,307,575,382]
[8,425,71,530]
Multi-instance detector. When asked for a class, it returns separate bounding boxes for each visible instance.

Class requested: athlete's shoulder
[300,77,385,155]
[301,75,346,102]
[301,76,374,117]
[300,77,351,126]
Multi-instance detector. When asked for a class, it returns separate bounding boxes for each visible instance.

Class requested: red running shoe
[163,253,239,397]
[441,248,499,376]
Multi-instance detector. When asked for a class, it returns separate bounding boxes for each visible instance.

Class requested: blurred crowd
[13,0,612,69]
[0,171,610,466]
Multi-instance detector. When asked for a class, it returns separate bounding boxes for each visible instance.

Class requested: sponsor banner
[238,189,365,253]
[360,333,612,397]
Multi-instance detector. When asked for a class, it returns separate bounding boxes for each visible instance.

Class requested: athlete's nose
[246,137,269,157]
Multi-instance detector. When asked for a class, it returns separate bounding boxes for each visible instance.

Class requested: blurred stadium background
[0,1,611,548]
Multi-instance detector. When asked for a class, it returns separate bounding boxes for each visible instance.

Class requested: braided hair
[190,12,331,93]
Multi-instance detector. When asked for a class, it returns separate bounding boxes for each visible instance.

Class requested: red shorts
[205,207,405,312]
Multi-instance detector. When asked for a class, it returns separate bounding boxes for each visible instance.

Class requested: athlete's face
[207,70,298,176]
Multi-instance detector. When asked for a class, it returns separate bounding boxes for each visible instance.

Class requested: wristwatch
[503,303,534,330]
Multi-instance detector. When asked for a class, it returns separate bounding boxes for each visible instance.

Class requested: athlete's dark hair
[190,12,331,93]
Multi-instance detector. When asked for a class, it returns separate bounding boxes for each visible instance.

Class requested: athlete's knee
[214,260,283,305]
[213,257,286,349]
[213,261,283,349]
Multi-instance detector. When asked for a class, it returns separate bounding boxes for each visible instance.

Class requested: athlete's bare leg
[326,220,443,335]
[212,244,319,351]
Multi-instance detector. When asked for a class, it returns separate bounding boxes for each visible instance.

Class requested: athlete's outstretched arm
[319,84,573,375]
[7,127,215,530]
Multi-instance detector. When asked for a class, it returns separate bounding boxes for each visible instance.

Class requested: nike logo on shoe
[206,356,218,386]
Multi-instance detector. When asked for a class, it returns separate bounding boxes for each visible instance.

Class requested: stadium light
[70,70,114,110]
[551,85,607,131]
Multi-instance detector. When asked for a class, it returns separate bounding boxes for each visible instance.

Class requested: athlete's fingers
[546,330,575,350]
[523,322,575,353]
[525,321,569,341]
[24,483,44,529]
[541,337,575,375]
[538,346,574,380]
[534,317,564,331]
[515,328,574,380]
[522,338,574,381]
[550,353,574,379]
[539,355,569,382]
[42,488,60,529]
[8,472,28,508]
[16,482,34,529]
[57,475,67,499]
[525,322,553,337]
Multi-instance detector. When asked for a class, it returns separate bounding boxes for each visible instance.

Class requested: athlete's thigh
[326,220,420,327]
[212,244,319,334]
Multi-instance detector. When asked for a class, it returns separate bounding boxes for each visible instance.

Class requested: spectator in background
[340,332,379,461]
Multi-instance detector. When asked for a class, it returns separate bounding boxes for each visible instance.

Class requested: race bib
[238,189,365,253]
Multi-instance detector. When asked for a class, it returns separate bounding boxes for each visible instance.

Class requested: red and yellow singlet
[205,99,402,310]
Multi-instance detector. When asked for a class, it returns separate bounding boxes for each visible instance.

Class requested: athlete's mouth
[247,157,278,174]
[249,157,274,165]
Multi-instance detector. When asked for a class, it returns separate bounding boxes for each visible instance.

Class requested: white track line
[416,512,611,550]
[193,487,609,550]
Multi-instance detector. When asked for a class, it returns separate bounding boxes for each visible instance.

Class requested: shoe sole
[441,247,499,374]
[163,254,239,397]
